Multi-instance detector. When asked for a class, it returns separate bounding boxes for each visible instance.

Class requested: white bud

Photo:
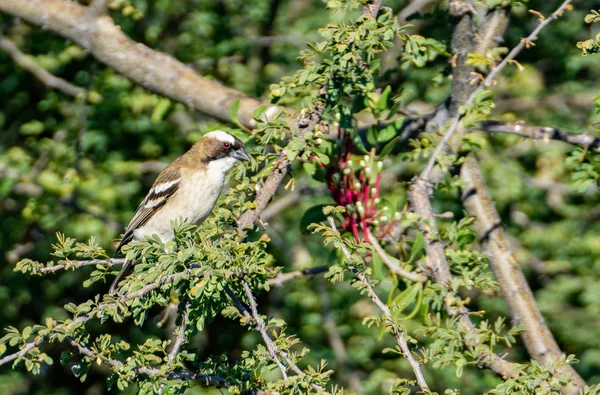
[377,161,383,171]
[343,168,351,175]
[364,155,370,162]
[354,181,361,190]
[374,198,381,204]
[373,220,380,225]
[380,215,389,222]
[356,203,365,216]
[394,212,401,221]
[359,160,366,167]
[347,160,353,167]
[315,138,323,145]
[382,206,389,212]
[371,187,377,195]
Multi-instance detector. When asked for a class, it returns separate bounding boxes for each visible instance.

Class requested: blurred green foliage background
[1,0,600,393]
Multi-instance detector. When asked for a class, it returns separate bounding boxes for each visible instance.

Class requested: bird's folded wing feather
[116,166,181,252]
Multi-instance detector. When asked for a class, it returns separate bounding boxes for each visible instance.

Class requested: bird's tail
[109,258,134,295]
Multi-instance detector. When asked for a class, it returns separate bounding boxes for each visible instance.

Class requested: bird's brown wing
[116,166,181,252]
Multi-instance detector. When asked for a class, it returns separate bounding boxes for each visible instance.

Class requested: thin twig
[38,258,125,274]
[366,230,427,283]
[420,0,572,182]
[0,341,38,366]
[168,301,191,363]
[69,338,228,386]
[327,217,430,392]
[0,32,85,98]
[266,266,329,287]
[241,282,290,380]
[226,284,288,380]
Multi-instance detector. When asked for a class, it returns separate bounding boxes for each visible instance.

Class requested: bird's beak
[231,149,250,162]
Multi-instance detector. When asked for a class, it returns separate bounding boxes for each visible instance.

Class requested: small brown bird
[109,130,249,294]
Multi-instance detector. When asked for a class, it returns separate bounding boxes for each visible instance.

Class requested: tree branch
[0,341,38,367]
[0,31,86,98]
[0,0,271,130]
[38,258,125,274]
[477,121,600,151]
[68,338,229,387]
[460,156,587,392]
[327,217,430,392]
[168,301,190,363]
[366,230,427,283]
[239,282,289,380]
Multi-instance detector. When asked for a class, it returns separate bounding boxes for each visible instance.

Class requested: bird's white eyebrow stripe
[204,130,235,144]
[154,179,179,194]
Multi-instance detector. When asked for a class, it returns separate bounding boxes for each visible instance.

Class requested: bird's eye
[223,142,231,149]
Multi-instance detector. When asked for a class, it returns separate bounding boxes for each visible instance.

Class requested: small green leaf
[379,136,400,157]
[377,124,397,142]
[409,231,425,264]
[230,98,241,125]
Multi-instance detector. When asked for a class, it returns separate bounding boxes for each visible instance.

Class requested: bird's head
[191,130,250,174]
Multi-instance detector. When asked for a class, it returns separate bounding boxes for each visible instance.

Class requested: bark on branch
[0,31,86,98]
[0,0,270,130]
[477,121,600,151]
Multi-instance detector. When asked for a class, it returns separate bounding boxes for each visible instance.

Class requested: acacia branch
[366,230,427,283]
[477,121,600,151]
[68,338,228,387]
[0,341,38,367]
[0,0,270,130]
[266,266,329,287]
[460,157,587,392]
[168,301,191,363]
[38,258,125,274]
[327,217,430,392]
[422,1,571,181]
[0,31,86,98]
[411,0,584,390]
[239,282,289,380]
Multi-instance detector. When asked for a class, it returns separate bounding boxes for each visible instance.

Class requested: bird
[109,130,250,294]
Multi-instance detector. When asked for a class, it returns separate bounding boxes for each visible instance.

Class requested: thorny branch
[68,338,229,386]
[37,258,125,274]
[420,0,572,182]
[366,230,427,283]
[408,0,583,390]
[326,216,430,392]
[168,301,191,363]
[239,282,289,380]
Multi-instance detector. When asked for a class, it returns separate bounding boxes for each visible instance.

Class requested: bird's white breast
[133,160,234,242]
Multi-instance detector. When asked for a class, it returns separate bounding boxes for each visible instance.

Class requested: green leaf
[377,124,397,142]
[252,104,267,119]
[409,231,425,264]
[379,136,400,157]
[230,98,241,125]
